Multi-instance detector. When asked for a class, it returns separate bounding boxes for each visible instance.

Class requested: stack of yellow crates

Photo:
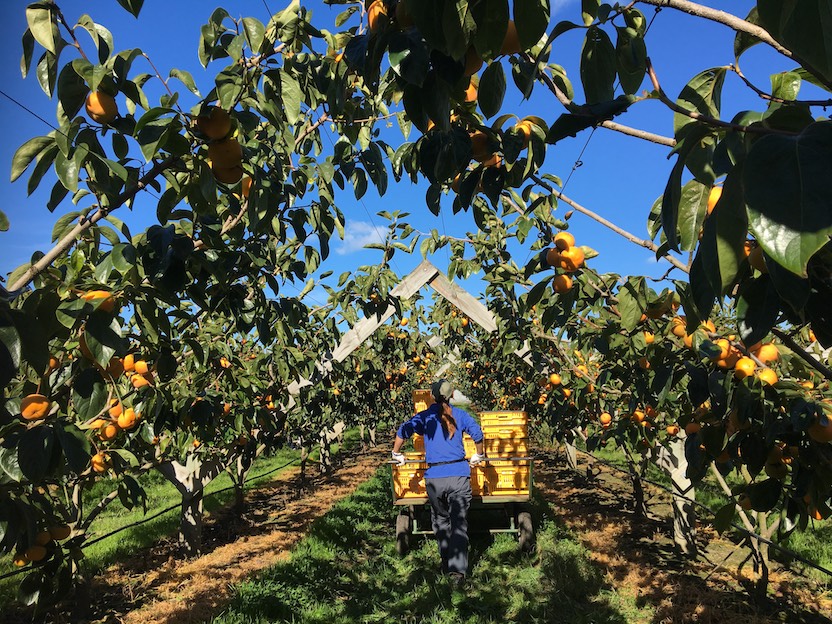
[392,402,531,500]
[468,411,530,496]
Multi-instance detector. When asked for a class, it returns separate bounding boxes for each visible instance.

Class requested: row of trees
[1,0,830,611]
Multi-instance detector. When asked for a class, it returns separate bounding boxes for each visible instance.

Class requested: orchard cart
[391,409,535,554]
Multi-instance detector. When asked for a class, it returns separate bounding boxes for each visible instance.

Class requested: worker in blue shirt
[391,379,485,586]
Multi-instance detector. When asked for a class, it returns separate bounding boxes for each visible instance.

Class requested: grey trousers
[426,476,472,576]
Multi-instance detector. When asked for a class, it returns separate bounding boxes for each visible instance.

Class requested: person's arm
[392,435,406,454]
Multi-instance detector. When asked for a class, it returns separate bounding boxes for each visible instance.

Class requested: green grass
[0,431,358,604]
[212,467,652,624]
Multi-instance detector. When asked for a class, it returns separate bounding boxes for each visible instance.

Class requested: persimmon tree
[1,0,831,611]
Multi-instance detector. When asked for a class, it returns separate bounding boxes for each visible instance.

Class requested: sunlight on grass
[213,467,652,624]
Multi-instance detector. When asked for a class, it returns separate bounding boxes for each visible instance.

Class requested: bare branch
[9,156,179,292]
[636,0,832,91]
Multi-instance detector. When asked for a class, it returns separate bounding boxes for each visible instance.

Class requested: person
[391,379,485,587]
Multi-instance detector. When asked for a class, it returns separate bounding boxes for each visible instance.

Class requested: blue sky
[0,0,803,311]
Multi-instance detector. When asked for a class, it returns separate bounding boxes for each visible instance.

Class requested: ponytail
[438,401,457,438]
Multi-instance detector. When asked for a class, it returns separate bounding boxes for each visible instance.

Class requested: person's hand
[469,453,485,466]
[391,451,406,466]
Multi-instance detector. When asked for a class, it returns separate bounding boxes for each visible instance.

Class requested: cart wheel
[517,510,535,553]
[396,511,412,555]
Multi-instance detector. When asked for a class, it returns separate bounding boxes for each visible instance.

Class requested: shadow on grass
[214,471,633,624]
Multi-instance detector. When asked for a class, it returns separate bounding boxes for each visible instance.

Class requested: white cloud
[335,220,387,255]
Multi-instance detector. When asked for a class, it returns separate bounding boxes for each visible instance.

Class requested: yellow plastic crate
[473,460,531,496]
[463,435,528,457]
[412,389,432,414]
[411,434,425,453]
[479,411,528,427]
[481,423,528,440]
[392,462,427,499]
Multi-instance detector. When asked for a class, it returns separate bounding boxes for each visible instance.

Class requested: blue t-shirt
[397,403,483,479]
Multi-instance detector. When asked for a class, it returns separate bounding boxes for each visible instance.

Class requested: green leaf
[745,478,783,512]
[677,179,708,252]
[11,309,49,375]
[513,0,550,50]
[36,50,58,97]
[734,7,761,60]
[770,71,801,101]
[242,17,266,54]
[712,503,736,534]
[280,72,302,126]
[580,26,616,104]
[169,69,200,96]
[744,121,832,277]
[115,0,144,18]
[83,315,123,367]
[0,210,8,232]
[478,62,506,118]
[615,27,646,95]
[673,68,726,137]
[21,29,35,78]
[0,444,23,481]
[26,3,59,55]
[737,276,781,348]
[10,136,54,183]
[712,167,749,294]
[71,368,107,421]
[581,0,600,26]
[388,31,429,86]
[55,423,91,474]
[472,0,509,61]
[617,279,644,331]
[758,0,832,85]
[18,426,56,482]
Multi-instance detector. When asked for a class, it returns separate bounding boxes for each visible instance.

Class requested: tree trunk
[157,455,224,556]
[368,425,376,446]
[626,454,649,518]
[654,440,697,556]
[564,429,579,472]
[318,429,333,473]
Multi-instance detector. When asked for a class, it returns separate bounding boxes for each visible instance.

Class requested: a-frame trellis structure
[288,258,534,398]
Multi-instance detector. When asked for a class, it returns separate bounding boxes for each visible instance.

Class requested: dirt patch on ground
[9,442,832,624]
[533,448,832,624]
[11,444,388,624]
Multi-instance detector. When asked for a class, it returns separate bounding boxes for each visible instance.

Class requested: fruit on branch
[463,47,483,76]
[500,20,521,55]
[734,357,756,380]
[707,186,722,215]
[368,0,388,33]
[554,232,575,251]
[20,394,50,420]
[91,452,110,473]
[207,138,243,169]
[81,290,117,312]
[553,274,573,293]
[85,91,118,124]
[196,106,232,140]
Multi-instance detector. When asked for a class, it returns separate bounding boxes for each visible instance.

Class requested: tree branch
[527,54,676,147]
[771,327,832,382]
[9,155,179,292]
[530,173,690,274]
[636,0,832,92]
[646,59,796,136]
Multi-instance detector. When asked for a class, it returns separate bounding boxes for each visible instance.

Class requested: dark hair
[438,400,457,438]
